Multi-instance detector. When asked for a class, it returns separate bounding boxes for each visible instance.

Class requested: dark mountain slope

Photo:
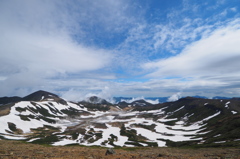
[22,90,58,101]
[117,99,153,109]
[201,115,240,146]
[78,96,112,111]
[133,97,239,125]
[22,90,67,105]
[0,96,22,105]
[0,90,59,105]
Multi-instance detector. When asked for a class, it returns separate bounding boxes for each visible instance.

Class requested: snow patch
[173,106,185,113]
[158,118,178,122]
[214,141,226,144]
[196,111,221,124]
[52,138,78,146]
[225,101,230,108]
[231,111,237,114]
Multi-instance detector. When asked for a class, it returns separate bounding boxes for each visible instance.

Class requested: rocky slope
[0,90,239,148]
[1,140,240,159]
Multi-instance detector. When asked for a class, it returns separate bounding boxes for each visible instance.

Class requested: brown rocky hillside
[0,140,240,159]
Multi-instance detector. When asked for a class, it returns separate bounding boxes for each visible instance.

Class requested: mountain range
[0,90,239,148]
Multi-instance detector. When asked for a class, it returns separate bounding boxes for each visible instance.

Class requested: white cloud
[0,0,115,96]
[0,30,112,73]
[142,19,240,97]
[0,0,239,98]
[168,92,182,102]
[230,7,237,12]
[152,17,218,54]
[144,19,240,78]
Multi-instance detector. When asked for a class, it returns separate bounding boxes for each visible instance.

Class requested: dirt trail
[0,140,240,159]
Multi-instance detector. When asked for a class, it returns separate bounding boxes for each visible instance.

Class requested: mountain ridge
[22,90,59,101]
[1,90,239,105]
[0,90,239,148]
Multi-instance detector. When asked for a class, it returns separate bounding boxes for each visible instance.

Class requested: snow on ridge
[128,118,202,147]
[52,110,208,147]
[158,118,178,122]
[196,111,221,125]
[213,134,221,137]
[0,102,57,134]
[3,135,26,140]
[0,100,87,136]
[27,137,41,142]
[173,106,185,113]
[225,101,230,108]
[214,141,226,144]
[144,109,165,115]
[203,111,221,121]
[232,111,237,114]
[0,99,234,147]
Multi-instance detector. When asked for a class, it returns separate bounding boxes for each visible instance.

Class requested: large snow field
[0,100,225,147]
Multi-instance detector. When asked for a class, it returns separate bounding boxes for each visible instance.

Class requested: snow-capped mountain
[0,90,239,148]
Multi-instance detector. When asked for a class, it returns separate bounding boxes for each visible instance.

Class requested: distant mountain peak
[84,96,110,105]
[22,90,59,101]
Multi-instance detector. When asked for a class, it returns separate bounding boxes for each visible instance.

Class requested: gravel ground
[0,140,240,159]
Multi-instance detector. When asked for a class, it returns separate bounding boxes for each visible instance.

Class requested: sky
[0,0,240,101]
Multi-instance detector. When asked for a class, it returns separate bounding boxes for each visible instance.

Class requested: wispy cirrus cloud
[142,18,240,97]
[144,19,240,77]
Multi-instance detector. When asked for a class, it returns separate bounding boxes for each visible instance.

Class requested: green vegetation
[40,116,56,123]
[131,123,156,131]
[120,124,140,141]
[161,120,179,126]
[108,134,118,146]
[7,122,17,132]
[7,122,23,134]
[29,125,61,138]
[165,140,198,147]
[141,141,158,147]
[19,115,30,121]
[31,135,60,144]
[61,107,81,116]
[15,107,27,113]
[27,125,62,145]
[79,128,103,144]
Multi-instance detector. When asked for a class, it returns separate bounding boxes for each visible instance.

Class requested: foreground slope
[1,140,240,159]
[0,91,239,147]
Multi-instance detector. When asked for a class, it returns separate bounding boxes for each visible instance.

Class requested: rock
[105,148,115,155]
[7,122,23,134]
[158,154,163,157]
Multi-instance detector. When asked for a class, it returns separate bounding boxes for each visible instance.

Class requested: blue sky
[0,0,240,100]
